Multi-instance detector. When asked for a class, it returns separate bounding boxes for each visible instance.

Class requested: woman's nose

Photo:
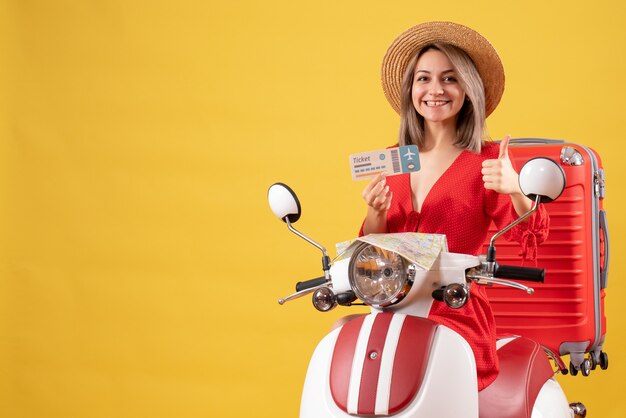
[429,81,444,95]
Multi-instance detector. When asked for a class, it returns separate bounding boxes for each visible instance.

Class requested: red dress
[359,141,549,390]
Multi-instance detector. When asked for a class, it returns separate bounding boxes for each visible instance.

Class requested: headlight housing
[348,243,414,307]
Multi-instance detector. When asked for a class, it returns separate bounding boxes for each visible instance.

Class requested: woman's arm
[509,189,533,217]
[482,137,550,260]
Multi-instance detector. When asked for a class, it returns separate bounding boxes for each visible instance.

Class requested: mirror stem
[285,218,331,279]
[486,194,542,263]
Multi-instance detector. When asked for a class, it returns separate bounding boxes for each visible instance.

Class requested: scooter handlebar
[494,264,545,283]
[295,276,328,292]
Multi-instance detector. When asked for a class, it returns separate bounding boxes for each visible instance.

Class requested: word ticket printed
[349,145,420,180]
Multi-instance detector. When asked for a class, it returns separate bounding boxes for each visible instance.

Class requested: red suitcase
[483,138,609,376]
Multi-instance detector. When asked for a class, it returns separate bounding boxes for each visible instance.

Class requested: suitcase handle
[508,138,566,145]
[600,209,609,289]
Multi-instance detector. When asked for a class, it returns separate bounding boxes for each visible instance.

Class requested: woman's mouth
[424,100,450,107]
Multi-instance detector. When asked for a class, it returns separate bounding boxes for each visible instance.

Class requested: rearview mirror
[519,157,566,203]
[268,183,301,223]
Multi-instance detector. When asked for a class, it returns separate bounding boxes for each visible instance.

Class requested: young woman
[360,22,549,390]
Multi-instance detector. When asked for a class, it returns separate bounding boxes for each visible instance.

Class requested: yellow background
[1,0,625,417]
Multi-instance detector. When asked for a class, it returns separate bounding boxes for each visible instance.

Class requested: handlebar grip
[495,264,545,283]
[295,277,327,292]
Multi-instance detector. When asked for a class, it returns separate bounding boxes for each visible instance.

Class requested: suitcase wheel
[569,361,578,376]
[580,358,592,376]
[599,351,609,370]
[590,350,609,371]
[589,353,597,370]
[569,358,592,377]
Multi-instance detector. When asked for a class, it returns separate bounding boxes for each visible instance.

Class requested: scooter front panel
[329,313,438,416]
[300,318,479,417]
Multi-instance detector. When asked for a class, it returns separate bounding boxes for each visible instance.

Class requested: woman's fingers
[372,185,390,204]
[367,185,391,211]
[362,173,386,204]
[368,184,386,205]
[381,190,393,211]
[362,173,384,196]
[481,155,519,194]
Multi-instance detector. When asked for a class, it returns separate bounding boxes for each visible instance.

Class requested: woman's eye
[443,76,457,83]
[416,76,429,82]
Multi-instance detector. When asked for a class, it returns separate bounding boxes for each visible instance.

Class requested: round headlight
[348,243,413,307]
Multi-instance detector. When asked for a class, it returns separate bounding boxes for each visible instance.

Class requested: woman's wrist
[363,207,388,234]
[510,190,533,218]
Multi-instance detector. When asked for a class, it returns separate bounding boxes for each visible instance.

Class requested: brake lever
[278,282,330,305]
[466,273,535,295]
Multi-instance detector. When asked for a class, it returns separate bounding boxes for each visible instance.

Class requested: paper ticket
[349,145,420,180]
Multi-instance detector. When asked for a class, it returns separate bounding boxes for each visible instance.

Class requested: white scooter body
[299,253,573,418]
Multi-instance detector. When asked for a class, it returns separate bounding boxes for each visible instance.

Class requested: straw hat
[381,21,505,116]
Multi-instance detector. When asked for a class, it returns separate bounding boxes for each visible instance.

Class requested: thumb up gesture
[481,135,521,195]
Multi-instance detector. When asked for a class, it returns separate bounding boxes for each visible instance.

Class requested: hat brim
[381,21,505,117]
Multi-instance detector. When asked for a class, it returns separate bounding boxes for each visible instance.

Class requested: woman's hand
[482,135,533,217]
[362,173,392,212]
[481,135,521,195]
[361,173,392,234]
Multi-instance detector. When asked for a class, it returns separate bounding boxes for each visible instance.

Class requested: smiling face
[411,48,466,126]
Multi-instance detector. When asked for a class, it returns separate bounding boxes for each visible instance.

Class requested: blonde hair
[398,43,487,153]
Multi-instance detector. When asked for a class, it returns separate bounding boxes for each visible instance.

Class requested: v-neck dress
[359,141,549,390]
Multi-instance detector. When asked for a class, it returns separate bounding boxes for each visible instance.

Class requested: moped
[268,157,587,418]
